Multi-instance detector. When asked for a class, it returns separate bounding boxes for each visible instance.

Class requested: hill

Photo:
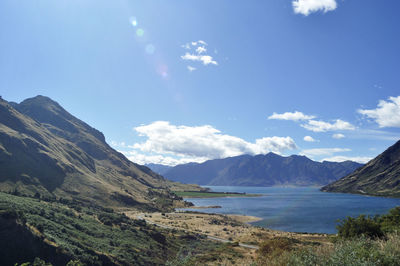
[0,192,228,265]
[321,140,400,197]
[151,153,363,186]
[0,95,199,211]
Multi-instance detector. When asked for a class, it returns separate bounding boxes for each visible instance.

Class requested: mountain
[145,163,172,175]
[158,153,363,186]
[321,140,400,197]
[0,95,198,211]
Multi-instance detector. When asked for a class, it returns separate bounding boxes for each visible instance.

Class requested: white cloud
[303,136,317,142]
[119,150,207,166]
[301,119,355,132]
[301,148,351,156]
[322,156,372,164]
[181,40,217,69]
[332,133,345,139]
[132,121,297,163]
[196,46,207,54]
[293,0,337,16]
[268,111,315,121]
[181,53,218,65]
[358,96,400,128]
[187,66,196,72]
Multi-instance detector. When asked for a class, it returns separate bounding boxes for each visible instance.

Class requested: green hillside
[0,192,226,265]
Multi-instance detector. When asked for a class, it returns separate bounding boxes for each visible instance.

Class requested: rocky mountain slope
[149,153,363,186]
[321,140,400,197]
[0,95,195,211]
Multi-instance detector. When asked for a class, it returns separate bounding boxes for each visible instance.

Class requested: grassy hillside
[0,96,202,211]
[0,192,235,265]
[322,140,400,197]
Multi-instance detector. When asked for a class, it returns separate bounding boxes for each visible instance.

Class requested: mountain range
[0,95,198,211]
[322,139,400,197]
[147,153,363,186]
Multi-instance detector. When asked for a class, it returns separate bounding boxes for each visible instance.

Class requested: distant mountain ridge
[147,153,363,186]
[322,140,400,197]
[145,163,172,175]
[0,95,195,211]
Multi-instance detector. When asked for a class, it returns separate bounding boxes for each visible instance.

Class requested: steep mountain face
[322,140,400,197]
[0,95,189,211]
[156,153,363,186]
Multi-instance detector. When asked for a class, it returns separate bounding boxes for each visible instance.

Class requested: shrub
[257,237,296,265]
[379,207,400,233]
[336,215,384,239]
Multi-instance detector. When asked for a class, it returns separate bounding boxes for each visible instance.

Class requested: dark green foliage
[15,257,53,266]
[379,206,400,233]
[337,207,400,239]
[337,215,384,239]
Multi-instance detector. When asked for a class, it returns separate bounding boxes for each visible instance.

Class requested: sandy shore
[227,214,263,223]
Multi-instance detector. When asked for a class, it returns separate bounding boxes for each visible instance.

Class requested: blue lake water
[181,186,400,234]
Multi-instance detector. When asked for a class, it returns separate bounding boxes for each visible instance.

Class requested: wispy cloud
[293,0,337,16]
[268,111,315,121]
[322,156,372,164]
[346,129,400,141]
[332,133,345,139]
[301,119,355,132]
[303,136,317,142]
[358,96,400,128]
[187,66,196,72]
[301,147,351,156]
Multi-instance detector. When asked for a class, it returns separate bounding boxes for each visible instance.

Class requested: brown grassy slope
[0,96,200,210]
[322,139,400,197]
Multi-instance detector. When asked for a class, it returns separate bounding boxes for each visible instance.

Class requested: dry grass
[125,210,330,264]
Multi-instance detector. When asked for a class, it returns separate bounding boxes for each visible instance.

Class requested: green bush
[336,215,384,239]
[379,207,400,233]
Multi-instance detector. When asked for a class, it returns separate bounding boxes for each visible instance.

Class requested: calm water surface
[181,186,400,234]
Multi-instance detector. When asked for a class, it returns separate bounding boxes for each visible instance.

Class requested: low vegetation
[0,192,233,265]
[256,207,400,266]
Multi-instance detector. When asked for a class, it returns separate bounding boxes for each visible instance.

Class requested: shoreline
[175,190,262,199]
[125,210,331,251]
[226,213,263,223]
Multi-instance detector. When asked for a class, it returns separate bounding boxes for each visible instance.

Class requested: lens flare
[145,44,155,54]
[129,17,137,27]
[136,28,144,37]
[157,64,169,79]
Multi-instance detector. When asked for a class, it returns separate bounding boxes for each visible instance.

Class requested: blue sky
[1,0,400,165]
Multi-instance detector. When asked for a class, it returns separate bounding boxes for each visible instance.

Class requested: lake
[181,186,400,234]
